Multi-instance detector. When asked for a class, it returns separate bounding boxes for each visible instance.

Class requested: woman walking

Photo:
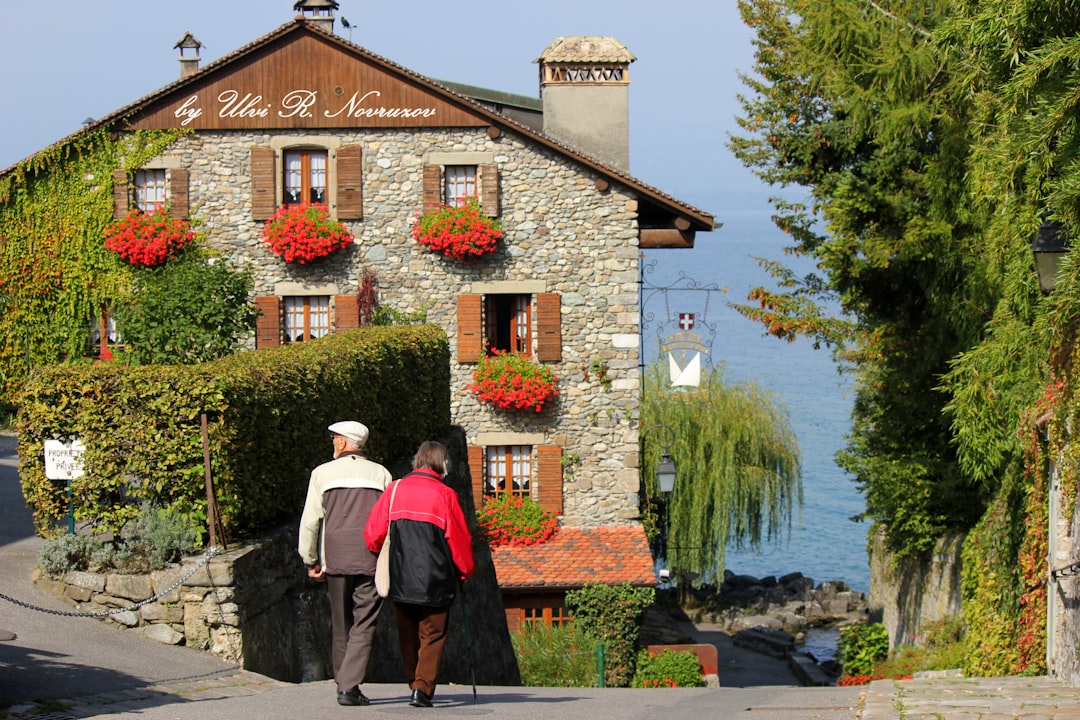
[365,441,474,707]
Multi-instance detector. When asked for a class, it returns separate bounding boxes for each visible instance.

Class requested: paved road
[4,431,1080,719]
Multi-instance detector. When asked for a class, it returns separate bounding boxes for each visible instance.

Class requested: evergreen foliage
[731,0,1080,674]
[564,583,654,688]
[641,363,801,581]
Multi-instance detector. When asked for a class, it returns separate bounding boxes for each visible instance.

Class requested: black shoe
[409,688,433,707]
[337,688,370,706]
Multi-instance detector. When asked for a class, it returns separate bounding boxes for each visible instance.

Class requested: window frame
[133,169,167,212]
[485,444,533,499]
[283,295,330,344]
[485,293,532,356]
[283,148,328,206]
[443,164,477,207]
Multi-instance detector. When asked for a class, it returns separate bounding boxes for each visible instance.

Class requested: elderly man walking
[299,421,392,706]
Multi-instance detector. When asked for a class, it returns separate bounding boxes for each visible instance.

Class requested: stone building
[6,1,714,626]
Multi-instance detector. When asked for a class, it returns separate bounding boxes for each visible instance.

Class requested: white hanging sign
[44,439,85,480]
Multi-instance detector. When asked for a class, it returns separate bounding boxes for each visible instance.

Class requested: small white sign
[44,439,85,480]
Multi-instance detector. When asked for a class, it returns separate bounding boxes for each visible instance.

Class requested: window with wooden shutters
[284,149,327,206]
[284,296,330,343]
[457,291,560,362]
[114,166,190,219]
[334,294,360,332]
[422,162,499,216]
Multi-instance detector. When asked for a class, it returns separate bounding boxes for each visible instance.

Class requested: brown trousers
[327,574,382,692]
[394,602,450,697]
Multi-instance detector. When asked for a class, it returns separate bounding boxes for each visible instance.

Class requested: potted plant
[476,493,559,546]
[103,207,196,267]
[469,350,558,412]
[412,197,501,261]
[261,203,353,264]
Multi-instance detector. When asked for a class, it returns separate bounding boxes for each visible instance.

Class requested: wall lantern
[642,424,678,495]
[656,453,677,495]
[1032,219,1069,293]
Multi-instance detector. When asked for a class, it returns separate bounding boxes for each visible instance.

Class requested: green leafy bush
[18,325,450,539]
[565,583,654,687]
[632,648,704,688]
[133,507,201,569]
[838,623,890,677]
[113,252,257,365]
[512,622,599,687]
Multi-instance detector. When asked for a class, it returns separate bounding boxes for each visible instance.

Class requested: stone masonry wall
[867,526,964,649]
[161,126,643,527]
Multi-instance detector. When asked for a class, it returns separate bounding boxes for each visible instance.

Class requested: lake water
[642,204,869,594]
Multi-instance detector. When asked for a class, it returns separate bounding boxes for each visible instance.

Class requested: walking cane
[461,581,478,704]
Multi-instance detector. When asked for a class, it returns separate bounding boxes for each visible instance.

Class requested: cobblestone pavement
[860,675,1080,719]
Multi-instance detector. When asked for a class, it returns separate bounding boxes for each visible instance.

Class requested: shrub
[476,493,559,546]
[134,507,201,569]
[565,583,654,687]
[512,622,599,687]
[632,648,705,688]
[838,623,890,678]
[38,533,104,577]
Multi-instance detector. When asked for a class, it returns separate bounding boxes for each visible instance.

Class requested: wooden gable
[125,29,488,132]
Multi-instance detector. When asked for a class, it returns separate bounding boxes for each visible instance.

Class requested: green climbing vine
[0,127,187,404]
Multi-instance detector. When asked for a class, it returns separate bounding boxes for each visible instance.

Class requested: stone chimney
[174,32,203,79]
[293,0,339,33]
[535,37,635,172]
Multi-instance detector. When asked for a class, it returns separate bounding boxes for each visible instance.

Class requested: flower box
[412,198,501,261]
[104,207,196,267]
[261,203,353,264]
[477,493,559,546]
[469,351,558,412]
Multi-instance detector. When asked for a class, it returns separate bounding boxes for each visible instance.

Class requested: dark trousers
[327,574,382,692]
[394,602,449,698]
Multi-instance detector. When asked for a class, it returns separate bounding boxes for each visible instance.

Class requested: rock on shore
[682,570,870,642]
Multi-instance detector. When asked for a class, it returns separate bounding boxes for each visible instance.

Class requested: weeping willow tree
[640,363,802,584]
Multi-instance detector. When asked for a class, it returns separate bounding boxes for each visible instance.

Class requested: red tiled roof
[491,525,656,589]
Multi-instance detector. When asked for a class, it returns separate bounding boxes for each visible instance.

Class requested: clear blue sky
[0,0,765,220]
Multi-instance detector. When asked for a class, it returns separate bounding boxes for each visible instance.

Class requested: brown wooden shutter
[255,296,281,349]
[251,146,276,221]
[112,169,129,219]
[537,445,563,516]
[536,293,561,362]
[457,294,483,363]
[422,164,441,214]
[480,164,499,217]
[169,167,190,219]
[336,145,363,220]
[334,294,360,333]
[468,444,485,508]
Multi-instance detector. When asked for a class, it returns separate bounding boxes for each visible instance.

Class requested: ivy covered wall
[0,129,185,404]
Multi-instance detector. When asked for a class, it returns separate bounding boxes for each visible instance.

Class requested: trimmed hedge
[17,325,450,539]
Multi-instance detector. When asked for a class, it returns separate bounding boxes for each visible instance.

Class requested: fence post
[596,642,605,688]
